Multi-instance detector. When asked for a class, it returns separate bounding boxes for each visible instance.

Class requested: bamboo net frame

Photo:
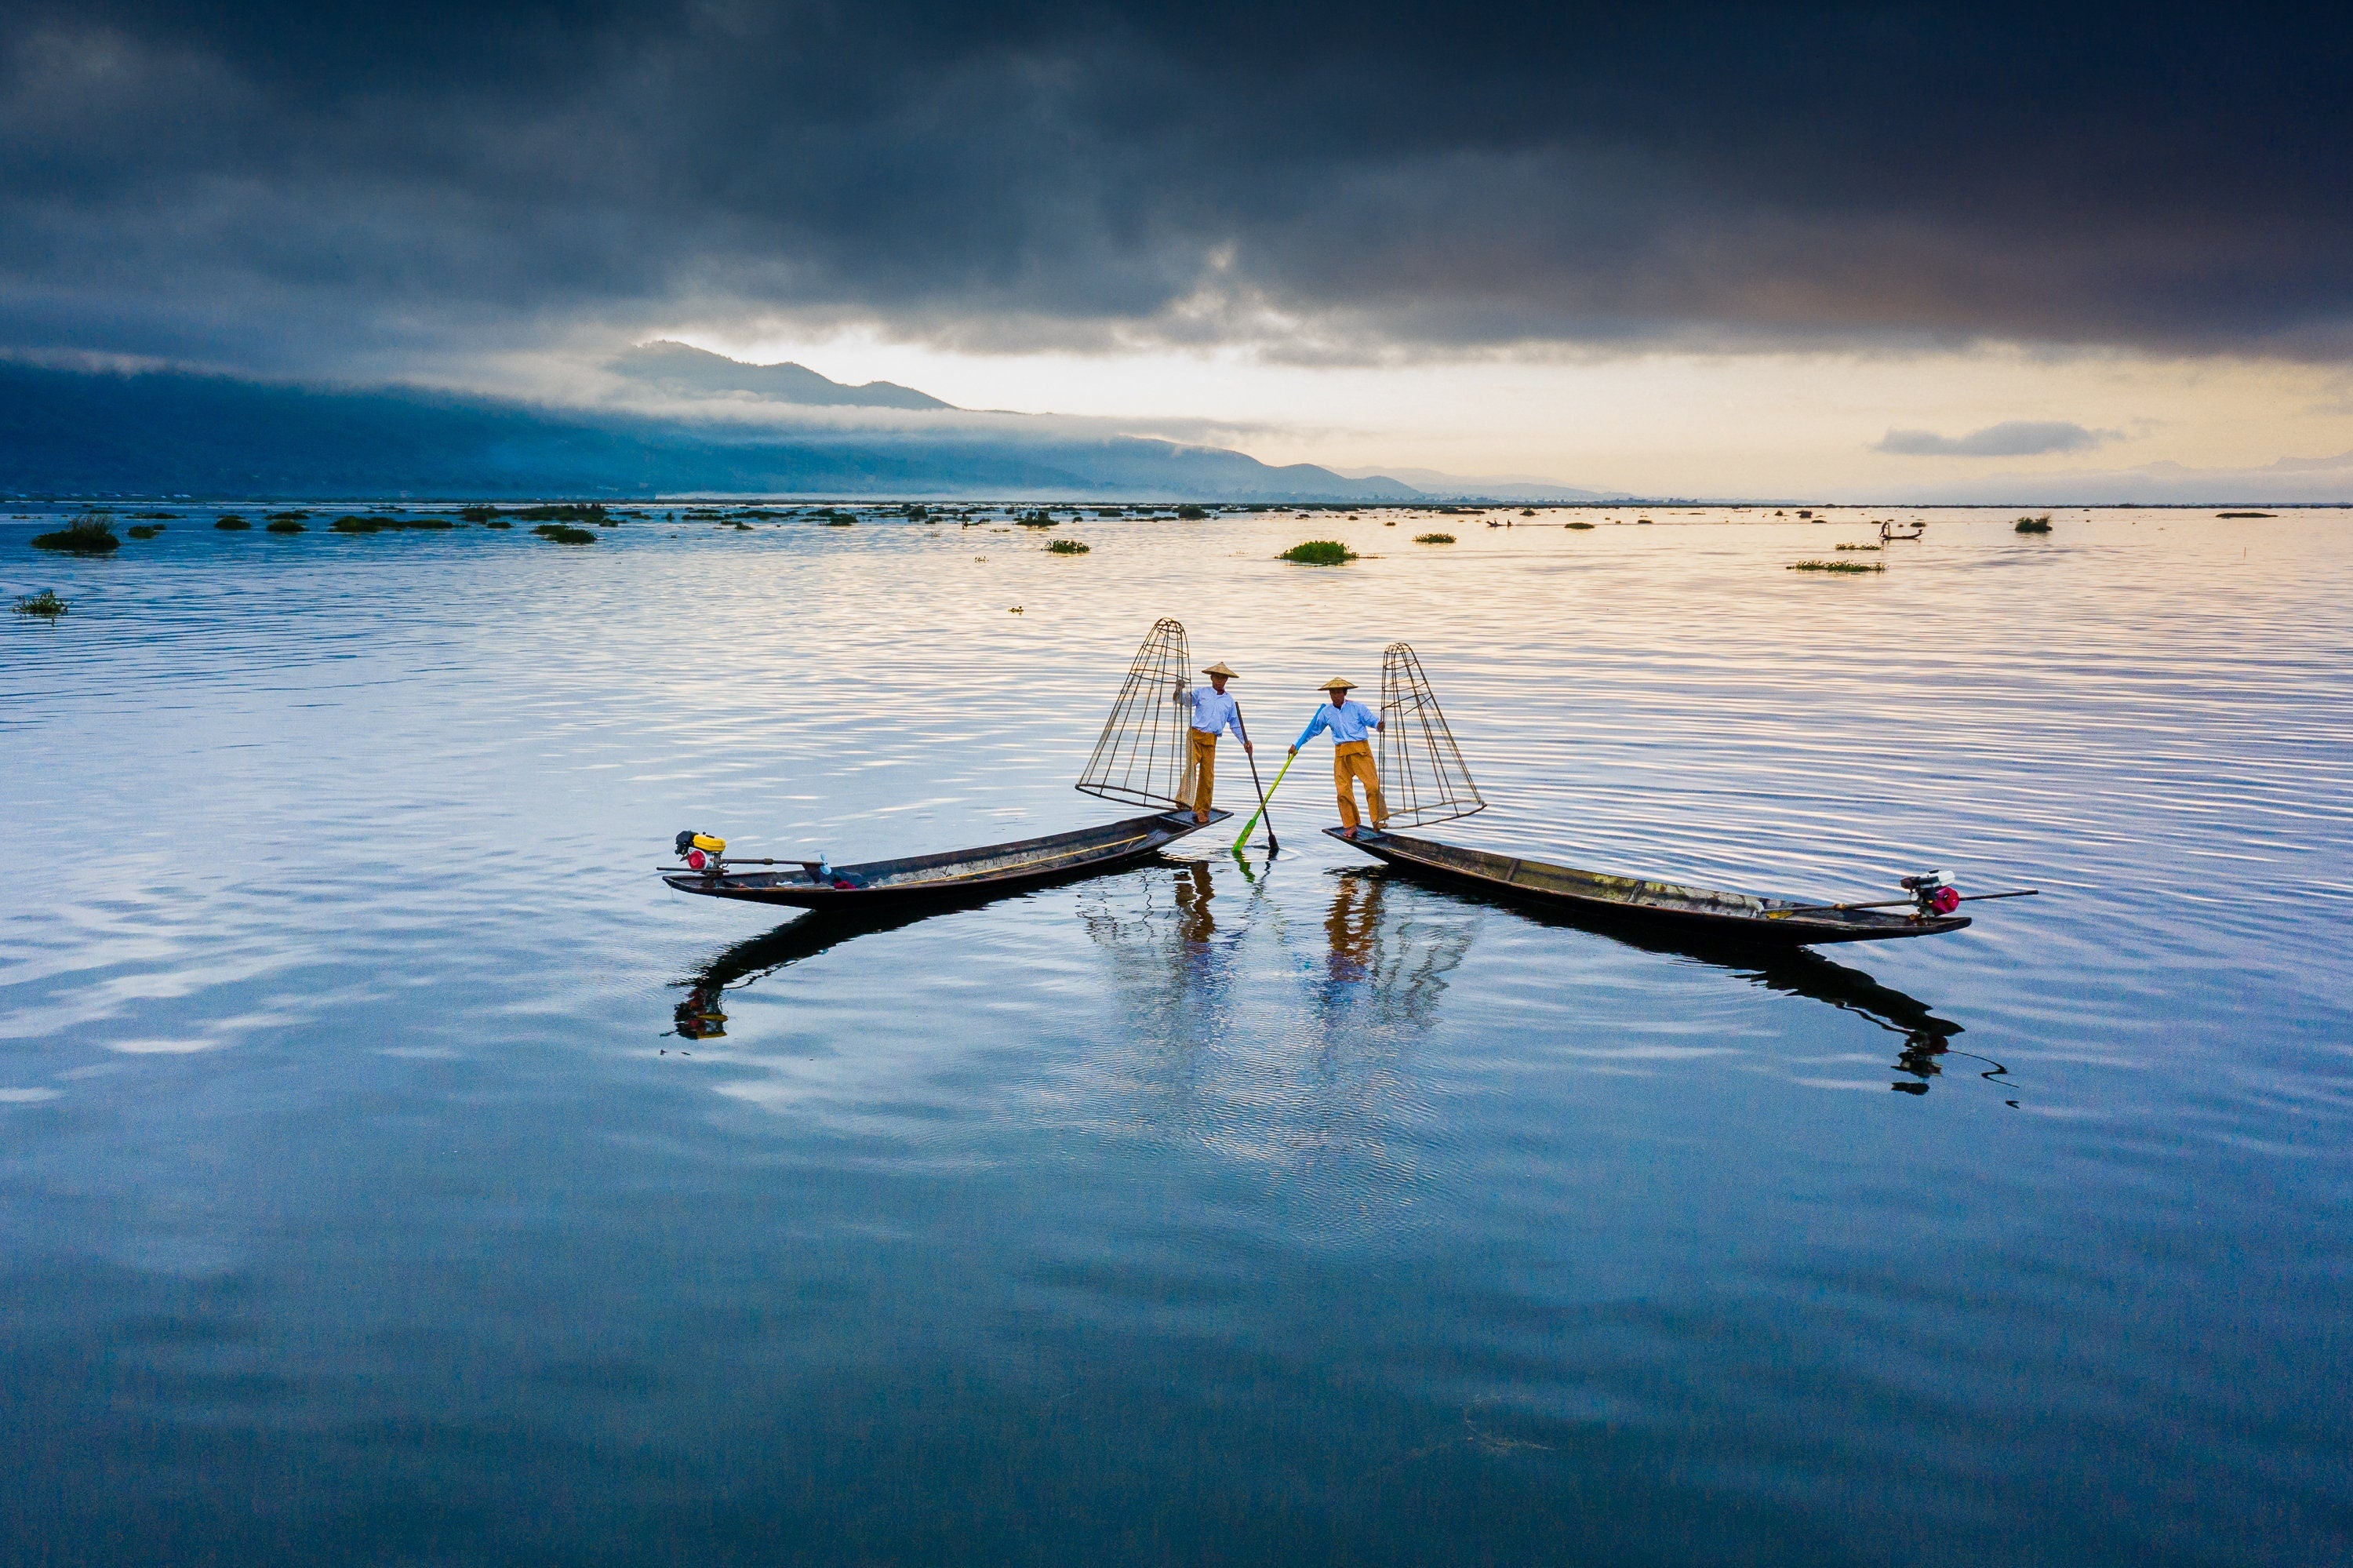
[1077,618,1194,809]
[1376,641,1486,828]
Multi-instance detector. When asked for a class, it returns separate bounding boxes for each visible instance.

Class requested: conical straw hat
[1202,662,1238,678]
[1320,676,1356,691]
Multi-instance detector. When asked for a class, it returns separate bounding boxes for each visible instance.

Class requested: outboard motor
[675,829,728,874]
[1900,870,1962,916]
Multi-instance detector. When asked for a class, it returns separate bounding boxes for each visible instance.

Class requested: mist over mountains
[0,356,1449,500]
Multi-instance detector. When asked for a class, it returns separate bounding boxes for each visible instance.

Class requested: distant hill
[1332,465,1628,502]
[0,362,1423,501]
[612,340,955,410]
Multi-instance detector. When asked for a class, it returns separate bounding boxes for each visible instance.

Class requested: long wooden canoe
[664,809,1229,909]
[1326,827,1969,945]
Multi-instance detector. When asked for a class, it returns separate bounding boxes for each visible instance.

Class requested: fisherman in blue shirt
[1290,677,1388,838]
[1183,661,1252,824]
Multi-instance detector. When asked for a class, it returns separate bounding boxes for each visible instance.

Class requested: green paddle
[1233,747,1298,852]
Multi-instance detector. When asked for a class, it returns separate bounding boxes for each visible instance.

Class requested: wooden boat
[665,809,1228,910]
[1878,518,1926,540]
[1327,827,1970,945]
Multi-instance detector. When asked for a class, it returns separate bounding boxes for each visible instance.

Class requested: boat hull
[1327,827,1969,946]
[664,809,1228,909]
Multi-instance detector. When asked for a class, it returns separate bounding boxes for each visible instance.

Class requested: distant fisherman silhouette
[1180,661,1252,824]
[1290,677,1387,838]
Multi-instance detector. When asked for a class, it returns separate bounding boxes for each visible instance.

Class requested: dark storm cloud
[1875,420,2115,457]
[3,2,2350,374]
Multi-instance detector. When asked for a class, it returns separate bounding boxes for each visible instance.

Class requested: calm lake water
[3,504,2348,1565]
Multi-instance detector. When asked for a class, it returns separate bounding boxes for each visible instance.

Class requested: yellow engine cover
[690,833,728,853]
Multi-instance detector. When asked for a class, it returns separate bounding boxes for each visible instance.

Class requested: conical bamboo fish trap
[1078,617,1195,810]
[1376,642,1486,828]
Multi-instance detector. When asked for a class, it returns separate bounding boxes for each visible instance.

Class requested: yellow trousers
[1333,740,1387,831]
[1188,729,1219,815]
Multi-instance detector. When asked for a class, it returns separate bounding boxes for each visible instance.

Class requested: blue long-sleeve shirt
[1295,700,1382,747]
[1186,686,1245,740]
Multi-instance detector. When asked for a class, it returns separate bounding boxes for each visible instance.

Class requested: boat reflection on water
[671,859,2008,1101]
[1344,864,2007,1099]
[670,904,938,1040]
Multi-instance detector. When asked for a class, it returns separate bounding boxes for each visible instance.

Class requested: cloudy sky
[5,2,2350,497]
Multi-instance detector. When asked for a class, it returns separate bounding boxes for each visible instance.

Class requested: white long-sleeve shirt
[1187,686,1245,740]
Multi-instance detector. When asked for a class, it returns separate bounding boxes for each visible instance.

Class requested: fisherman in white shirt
[1183,662,1252,824]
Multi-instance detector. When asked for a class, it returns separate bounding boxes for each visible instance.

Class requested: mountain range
[0,353,1445,501]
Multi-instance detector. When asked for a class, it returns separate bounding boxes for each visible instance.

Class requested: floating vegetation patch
[1788,558,1885,573]
[459,506,500,522]
[1281,540,1357,565]
[1414,533,1456,544]
[1519,508,1537,516]
[729,521,755,531]
[331,515,457,534]
[31,515,121,554]
[532,523,597,544]
[2014,515,2053,533]
[2217,511,2273,518]
[129,511,176,519]
[1835,543,1882,552]
[213,515,252,531]
[486,519,514,529]
[13,588,67,617]
[820,512,854,526]
[127,525,162,540]
[1046,537,1091,555]
[267,519,306,533]
[267,511,309,522]
[1176,504,1209,519]
[513,504,609,523]
[1016,509,1057,528]
[1565,521,1595,529]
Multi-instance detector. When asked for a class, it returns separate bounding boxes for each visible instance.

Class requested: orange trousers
[1189,729,1219,814]
[1333,740,1388,831]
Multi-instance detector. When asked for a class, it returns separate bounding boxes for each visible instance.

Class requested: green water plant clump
[1835,543,1882,551]
[13,588,67,617]
[1565,521,1595,529]
[126,525,162,540]
[266,511,308,522]
[267,519,306,533]
[1176,504,1209,519]
[1016,509,1057,528]
[329,516,380,533]
[1281,540,1357,566]
[31,515,121,554]
[2015,515,2053,533]
[1046,537,1091,554]
[532,523,597,544]
[485,519,514,529]
[459,505,500,522]
[129,511,176,519]
[820,511,855,526]
[2217,511,2274,518]
[1788,558,1886,573]
[514,503,609,523]
[213,515,252,531]
[1414,533,1456,544]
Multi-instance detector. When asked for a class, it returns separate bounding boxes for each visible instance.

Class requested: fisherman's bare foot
[1194,811,1209,824]
[1339,827,1357,839]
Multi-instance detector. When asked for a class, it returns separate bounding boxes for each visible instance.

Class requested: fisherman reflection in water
[1174,858,1217,945]
[1291,676,1387,838]
[1323,872,1380,985]
[1181,661,1252,824]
